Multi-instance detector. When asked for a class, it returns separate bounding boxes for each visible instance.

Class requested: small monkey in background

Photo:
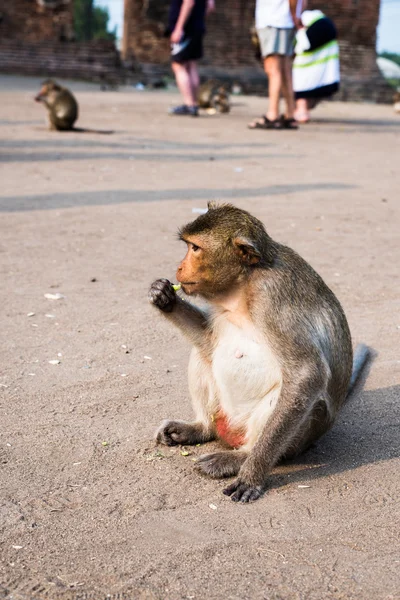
[149,204,370,503]
[198,81,230,113]
[35,79,78,131]
[34,79,113,134]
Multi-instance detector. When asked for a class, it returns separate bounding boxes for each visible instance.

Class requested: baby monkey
[149,203,369,503]
[35,79,78,131]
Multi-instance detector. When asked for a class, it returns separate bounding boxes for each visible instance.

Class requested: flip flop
[248,115,283,130]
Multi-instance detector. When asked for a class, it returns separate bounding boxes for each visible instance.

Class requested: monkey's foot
[155,420,212,446]
[195,451,247,479]
[223,479,264,503]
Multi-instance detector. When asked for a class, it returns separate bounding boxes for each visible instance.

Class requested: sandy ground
[0,74,399,600]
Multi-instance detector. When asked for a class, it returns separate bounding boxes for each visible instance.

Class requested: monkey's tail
[347,343,371,398]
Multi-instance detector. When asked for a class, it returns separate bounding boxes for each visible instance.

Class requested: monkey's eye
[191,244,200,252]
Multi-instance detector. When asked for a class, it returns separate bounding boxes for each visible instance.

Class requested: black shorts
[171,32,204,63]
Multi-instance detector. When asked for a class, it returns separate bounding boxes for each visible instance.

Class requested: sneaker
[188,105,199,117]
[168,104,199,117]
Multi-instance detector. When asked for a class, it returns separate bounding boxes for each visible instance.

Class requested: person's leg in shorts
[169,33,203,115]
[187,60,200,103]
[264,54,282,121]
[281,54,296,120]
[171,61,197,109]
[249,27,296,129]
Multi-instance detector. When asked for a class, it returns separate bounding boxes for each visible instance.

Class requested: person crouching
[293,10,340,123]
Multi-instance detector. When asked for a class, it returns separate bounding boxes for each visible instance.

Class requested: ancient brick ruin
[0,0,391,101]
[0,0,74,42]
[0,0,121,82]
[122,0,390,102]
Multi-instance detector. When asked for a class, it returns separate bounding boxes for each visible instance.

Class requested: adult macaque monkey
[35,79,78,131]
[149,203,369,503]
[34,79,113,133]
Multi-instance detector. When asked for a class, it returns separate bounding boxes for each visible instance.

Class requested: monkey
[34,79,113,133]
[198,81,230,114]
[148,203,370,503]
[250,25,262,61]
[35,79,78,131]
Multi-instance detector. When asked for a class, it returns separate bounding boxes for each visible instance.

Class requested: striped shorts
[257,26,295,58]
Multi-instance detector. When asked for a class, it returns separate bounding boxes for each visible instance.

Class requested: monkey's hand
[223,479,264,503]
[148,279,177,313]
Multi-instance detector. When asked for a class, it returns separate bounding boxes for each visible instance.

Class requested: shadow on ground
[0,183,357,212]
[0,151,292,164]
[267,383,400,490]
[0,136,288,164]
[0,137,275,151]
[311,117,400,128]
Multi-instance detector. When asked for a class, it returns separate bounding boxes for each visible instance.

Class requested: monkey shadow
[268,383,400,489]
[33,127,116,135]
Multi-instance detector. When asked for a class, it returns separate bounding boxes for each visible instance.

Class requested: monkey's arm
[224,370,325,502]
[149,278,210,346]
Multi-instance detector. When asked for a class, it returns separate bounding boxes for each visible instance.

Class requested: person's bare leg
[265,54,282,121]
[281,55,296,119]
[187,61,200,105]
[172,61,196,106]
[294,98,310,122]
[248,54,282,127]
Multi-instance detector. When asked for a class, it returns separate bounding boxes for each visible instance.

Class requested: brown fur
[34,79,113,134]
[35,79,78,131]
[149,203,369,503]
[198,81,230,113]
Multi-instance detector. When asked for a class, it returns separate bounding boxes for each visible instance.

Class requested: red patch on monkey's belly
[214,411,246,448]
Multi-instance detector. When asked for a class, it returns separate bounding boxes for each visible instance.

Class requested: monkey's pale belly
[211,324,281,435]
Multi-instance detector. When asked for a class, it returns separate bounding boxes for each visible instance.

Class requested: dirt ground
[0,74,399,600]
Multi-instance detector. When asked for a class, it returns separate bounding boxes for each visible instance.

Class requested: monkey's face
[176,235,246,299]
[34,80,60,103]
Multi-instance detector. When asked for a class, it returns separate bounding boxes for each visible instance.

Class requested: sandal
[280,116,299,129]
[248,115,283,130]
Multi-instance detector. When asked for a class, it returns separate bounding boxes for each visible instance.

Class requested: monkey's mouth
[180,282,199,293]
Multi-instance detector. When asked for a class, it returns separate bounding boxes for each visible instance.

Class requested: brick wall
[0,0,123,83]
[0,0,74,42]
[122,0,391,102]
[0,0,391,101]
[0,39,123,82]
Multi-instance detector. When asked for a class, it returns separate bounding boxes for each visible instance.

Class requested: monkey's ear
[233,237,261,265]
